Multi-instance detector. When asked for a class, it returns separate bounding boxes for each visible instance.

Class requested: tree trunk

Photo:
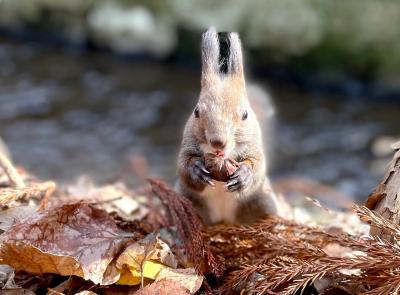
[365,141,400,239]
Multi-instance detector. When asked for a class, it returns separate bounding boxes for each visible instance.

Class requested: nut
[204,153,239,182]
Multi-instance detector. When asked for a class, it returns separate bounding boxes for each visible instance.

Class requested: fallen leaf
[46,277,74,295]
[134,280,189,295]
[117,260,166,286]
[114,234,202,294]
[116,234,178,285]
[0,206,36,233]
[156,268,203,294]
[0,264,16,288]
[63,178,148,221]
[12,272,55,293]
[102,285,140,295]
[0,202,134,285]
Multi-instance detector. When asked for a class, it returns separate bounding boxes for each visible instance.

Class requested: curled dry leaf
[115,234,202,294]
[116,234,178,285]
[204,153,239,182]
[0,202,134,285]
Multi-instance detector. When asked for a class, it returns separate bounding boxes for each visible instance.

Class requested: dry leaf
[114,234,202,294]
[116,234,178,285]
[0,264,15,288]
[0,202,134,285]
[63,178,148,221]
[134,279,189,295]
[156,268,203,294]
[46,277,74,295]
[117,260,166,286]
[0,206,36,233]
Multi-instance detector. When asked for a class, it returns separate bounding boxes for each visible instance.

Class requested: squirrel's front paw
[226,163,252,192]
[191,159,215,186]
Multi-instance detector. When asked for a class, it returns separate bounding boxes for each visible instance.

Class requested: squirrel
[176,27,285,225]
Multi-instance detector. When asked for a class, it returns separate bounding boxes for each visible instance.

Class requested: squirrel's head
[192,27,255,157]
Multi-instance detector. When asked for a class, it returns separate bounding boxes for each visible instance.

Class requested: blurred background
[0,0,399,204]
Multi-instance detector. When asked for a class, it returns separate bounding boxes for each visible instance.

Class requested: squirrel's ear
[201,27,219,84]
[227,32,244,78]
[201,28,245,86]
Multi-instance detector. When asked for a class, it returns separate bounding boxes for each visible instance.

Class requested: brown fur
[176,27,283,225]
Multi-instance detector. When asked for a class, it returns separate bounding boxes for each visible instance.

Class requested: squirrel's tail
[247,84,276,170]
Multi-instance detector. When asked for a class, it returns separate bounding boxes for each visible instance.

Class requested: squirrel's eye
[242,110,248,121]
[194,107,200,118]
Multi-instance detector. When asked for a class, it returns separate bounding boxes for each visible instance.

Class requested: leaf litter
[1,151,400,294]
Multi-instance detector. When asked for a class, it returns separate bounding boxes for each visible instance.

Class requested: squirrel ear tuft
[227,32,244,77]
[201,27,219,79]
[201,28,245,85]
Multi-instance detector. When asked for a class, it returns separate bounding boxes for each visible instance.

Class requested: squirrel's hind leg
[235,179,291,224]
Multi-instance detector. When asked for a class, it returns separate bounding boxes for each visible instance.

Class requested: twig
[1,181,56,207]
[0,152,25,189]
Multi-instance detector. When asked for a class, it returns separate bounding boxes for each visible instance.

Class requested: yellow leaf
[117,260,166,286]
[117,267,141,286]
[142,260,166,279]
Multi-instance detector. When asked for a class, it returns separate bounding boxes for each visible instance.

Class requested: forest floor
[0,150,399,295]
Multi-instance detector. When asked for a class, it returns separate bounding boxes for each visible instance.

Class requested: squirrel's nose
[210,137,227,150]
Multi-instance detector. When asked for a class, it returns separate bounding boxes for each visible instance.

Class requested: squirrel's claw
[192,159,215,186]
[226,163,252,192]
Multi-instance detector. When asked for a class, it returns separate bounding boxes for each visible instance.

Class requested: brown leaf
[0,206,36,233]
[134,280,189,295]
[155,268,203,294]
[62,178,148,221]
[0,202,134,285]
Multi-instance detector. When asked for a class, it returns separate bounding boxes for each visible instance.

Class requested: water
[0,38,399,202]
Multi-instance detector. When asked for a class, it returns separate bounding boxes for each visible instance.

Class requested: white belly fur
[200,181,238,224]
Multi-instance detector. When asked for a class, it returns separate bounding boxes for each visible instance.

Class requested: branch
[0,151,25,189]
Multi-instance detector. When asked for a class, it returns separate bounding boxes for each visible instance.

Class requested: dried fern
[205,207,400,294]
[148,178,225,278]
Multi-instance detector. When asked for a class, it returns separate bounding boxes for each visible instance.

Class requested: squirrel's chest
[200,182,239,224]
